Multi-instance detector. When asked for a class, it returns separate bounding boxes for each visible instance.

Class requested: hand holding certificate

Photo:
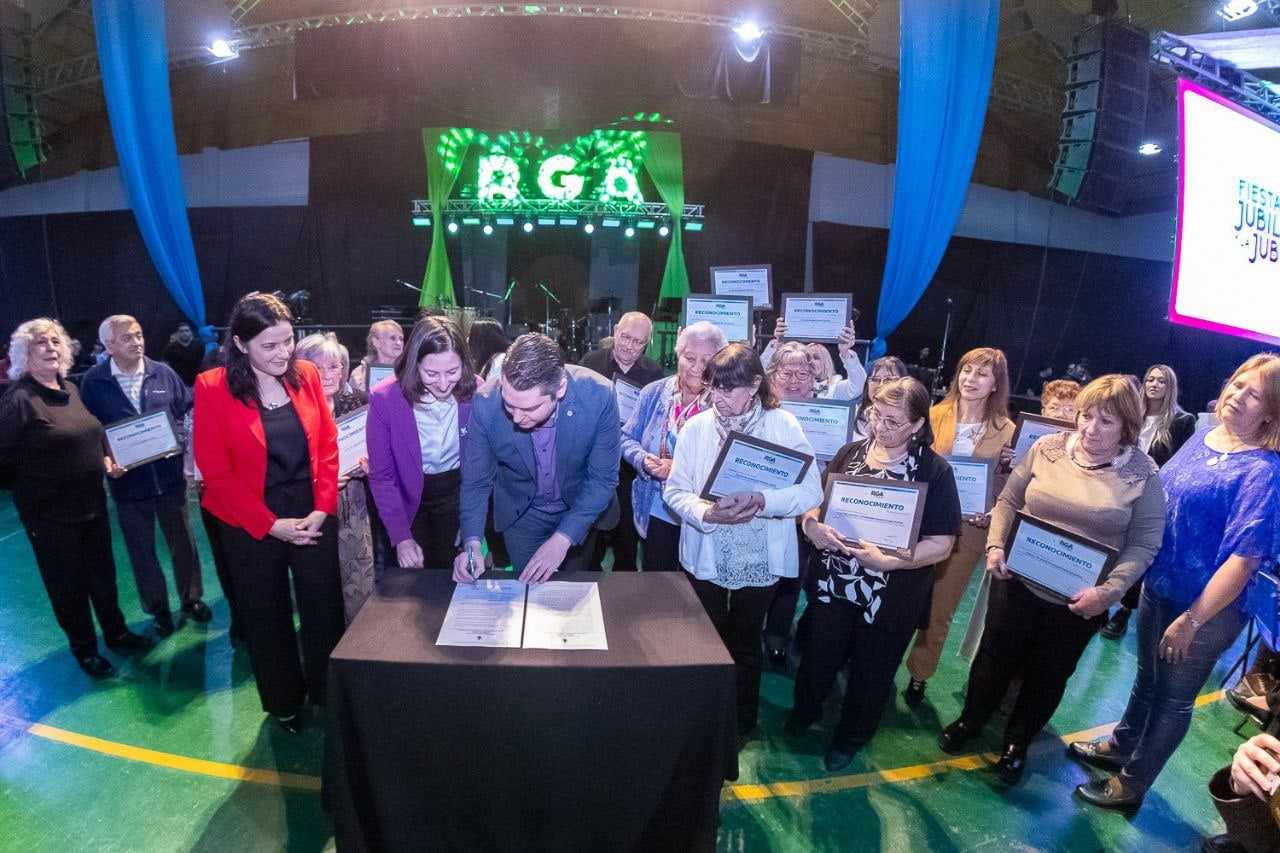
[104,410,182,471]
[700,431,813,501]
[780,293,853,344]
[336,407,368,476]
[819,475,928,558]
[948,456,996,517]
[1003,512,1116,600]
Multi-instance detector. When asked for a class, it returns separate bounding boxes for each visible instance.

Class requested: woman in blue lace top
[1073,353,1280,811]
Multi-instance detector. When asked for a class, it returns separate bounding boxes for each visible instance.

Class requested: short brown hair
[706,342,779,410]
[1040,379,1081,410]
[396,316,476,403]
[1076,374,1144,446]
[872,376,935,448]
[1215,353,1280,451]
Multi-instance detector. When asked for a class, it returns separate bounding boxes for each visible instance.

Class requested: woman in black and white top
[786,376,961,772]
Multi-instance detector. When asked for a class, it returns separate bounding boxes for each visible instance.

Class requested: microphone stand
[538,282,560,335]
[935,296,955,398]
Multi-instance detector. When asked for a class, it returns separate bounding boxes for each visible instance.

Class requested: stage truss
[410,198,705,227]
[1151,31,1280,127]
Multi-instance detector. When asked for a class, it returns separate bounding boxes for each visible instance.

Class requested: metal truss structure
[411,198,705,221]
[1151,31,1280,127]
[229,0,267,25]
[823,0,876,40]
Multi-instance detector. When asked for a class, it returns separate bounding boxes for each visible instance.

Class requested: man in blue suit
[455,333,621,583]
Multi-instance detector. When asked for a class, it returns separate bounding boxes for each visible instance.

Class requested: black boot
[1100,607,1131,640]
[994,743,1027,784]
[938,719,980,754]
[904,678,927,708]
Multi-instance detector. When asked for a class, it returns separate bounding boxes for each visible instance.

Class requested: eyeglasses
[710,385,747,398]
[778,369,814,381]
[868,409,909,432]
[616,332,649,348]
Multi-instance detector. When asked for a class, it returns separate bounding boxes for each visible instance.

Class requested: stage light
[1217,0,1258,21]
[637,220,656,230]
[685,221,704,232]
[624,226,636,238]
[733,21,765,43]
[658,224,670,237]
[601,218,622,228]
[522,221,535,233]
[461,216,482,226]
[495,216,516,226]
[584,223,596,235]
[559,217,579,226]
[482,224,495,236]
[446,221,459,234]
[537,217,557,226]
[411,216,431,227]
[207,39,238,59]
[1138,142,1162,156]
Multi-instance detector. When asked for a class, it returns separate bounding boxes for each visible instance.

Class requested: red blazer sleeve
[194,369,277,540]
[302,364,339,516]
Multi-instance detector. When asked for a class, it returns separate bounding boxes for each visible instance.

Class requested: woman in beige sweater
[903,347,1016,708]
[937,375,1166,785]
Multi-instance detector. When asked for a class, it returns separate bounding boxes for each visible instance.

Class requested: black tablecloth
[326,570,737,853]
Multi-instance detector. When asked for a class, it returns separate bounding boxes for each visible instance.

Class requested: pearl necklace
[1207,435,1251,467]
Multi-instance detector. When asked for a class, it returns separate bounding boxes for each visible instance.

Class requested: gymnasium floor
[0,489,1256,852]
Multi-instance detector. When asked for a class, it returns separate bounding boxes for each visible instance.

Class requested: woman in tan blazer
[903,347,1015,709]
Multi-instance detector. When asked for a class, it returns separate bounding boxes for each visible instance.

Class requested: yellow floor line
[3,690,1231,802]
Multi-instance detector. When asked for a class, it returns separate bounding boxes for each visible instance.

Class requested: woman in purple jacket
[367,316,476,576]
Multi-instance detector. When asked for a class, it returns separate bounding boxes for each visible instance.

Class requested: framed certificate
[367,363,395,389]
[948,455,996,517]
[104,409,182,471]
[336,406,368,476]
[819,475,928,557]
[1003,512,1117,600]
[614,378,641,425]
[700,431,813,501]
[1010,413,1074,465]
[711,264,772,310]
[780,293,853,343]
[780,399,854,461]
[684,294,753,344]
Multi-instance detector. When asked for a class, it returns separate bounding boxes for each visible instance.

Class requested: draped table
[326,569,737,852]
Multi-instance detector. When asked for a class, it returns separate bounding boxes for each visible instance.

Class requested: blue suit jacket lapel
[554,381,579,491]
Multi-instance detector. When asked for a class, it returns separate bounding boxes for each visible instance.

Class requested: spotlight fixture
[446,221,459,234]
[658,224,670,237]
[1137,141,1162,156]
[207,39,238,59]
[685,221,704,232]
[601,218,622,228]
[495,216,516,226]
[624,226,636,238]
[1218,0,1258,21]
[522,221,535,233]
[411,216,431,227]
[482,223,495,236]
[584,222,596,235]
[733,21,765,43]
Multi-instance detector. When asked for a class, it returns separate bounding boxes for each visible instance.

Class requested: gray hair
[98,314,139,347]
[295,332,350,378]
[8,318,74,381]
[675,321,727,355]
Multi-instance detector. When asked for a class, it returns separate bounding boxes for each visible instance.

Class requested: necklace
[1207,434,1251,466]
[869,442,909,467]
[1069,445,1113,471]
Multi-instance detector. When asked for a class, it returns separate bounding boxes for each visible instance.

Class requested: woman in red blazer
[194,293,344,734]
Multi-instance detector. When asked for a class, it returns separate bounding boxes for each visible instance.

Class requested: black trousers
[591,467,639,572]
[792,599,914,750]
[765,534,813,649]
[23,511,129,658]
[1119,577,1143,611]
[200,504,244,640]
[641,516,681,572]
[408,469,462,569]
[690,578,776,732]
[959,577,1104,746]
[115,485,204,616]
[218,485,345,716]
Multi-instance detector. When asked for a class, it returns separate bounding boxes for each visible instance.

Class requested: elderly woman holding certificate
[939,375,1166,785]
[786,377,961,772]
[664,343,822,743]
[1072,354,1280,811]
[295,333,374,624]
[620,321,726,573]
[901,347,1016,710]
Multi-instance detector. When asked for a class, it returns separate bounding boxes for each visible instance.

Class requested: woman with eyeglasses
[664,343,822,744]
[763,317,867,402]
[853,357,909,440]
[787,377,961,772]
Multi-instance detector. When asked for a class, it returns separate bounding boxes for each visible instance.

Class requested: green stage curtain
[643,132,689,364]
[420,128,468,308]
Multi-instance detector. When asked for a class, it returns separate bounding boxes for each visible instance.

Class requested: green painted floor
[0,489,1258,852]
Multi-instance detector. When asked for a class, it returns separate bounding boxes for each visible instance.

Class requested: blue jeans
[1110,590,1246,792]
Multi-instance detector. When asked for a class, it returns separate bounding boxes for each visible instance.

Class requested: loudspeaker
[1048,20,1149,215]
[0,0,43,186]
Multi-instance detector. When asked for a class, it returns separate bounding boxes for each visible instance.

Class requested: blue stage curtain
[93,1,209,337]
[868,0,999,361]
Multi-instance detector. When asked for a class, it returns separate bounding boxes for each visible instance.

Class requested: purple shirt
[530,407,562,506]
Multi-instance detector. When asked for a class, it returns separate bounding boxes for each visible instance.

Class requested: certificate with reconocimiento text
[1004,512,1116,600]
[336,406,368,476]
[948,455,996,517]
[819,475,928,557]
[780,293,853,343]
[1010,413,1073,466]
[684,295,753,344]
[781,399,854,461]
[700,431,813,501]
[104,409,182,471]
[711,264,772,309]
[614,379,641,425]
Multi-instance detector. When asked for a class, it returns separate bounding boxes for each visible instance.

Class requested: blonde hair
[768,342,811,377]
[1076,374,1144,447]
[364,319,403,363]
[1143,364,1187,450]
[295,332,350,379]
[804,343,837,383]
[7,318,74,380]
[940,347,1011,429]
[1214,353,1280,451]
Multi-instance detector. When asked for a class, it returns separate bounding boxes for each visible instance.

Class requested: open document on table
[435,580,608,650]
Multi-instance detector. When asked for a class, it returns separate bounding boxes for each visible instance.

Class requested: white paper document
[522,582,609,650]
[436,579,527,647]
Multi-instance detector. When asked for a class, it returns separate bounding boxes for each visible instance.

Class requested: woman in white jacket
[665,343,823,743]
